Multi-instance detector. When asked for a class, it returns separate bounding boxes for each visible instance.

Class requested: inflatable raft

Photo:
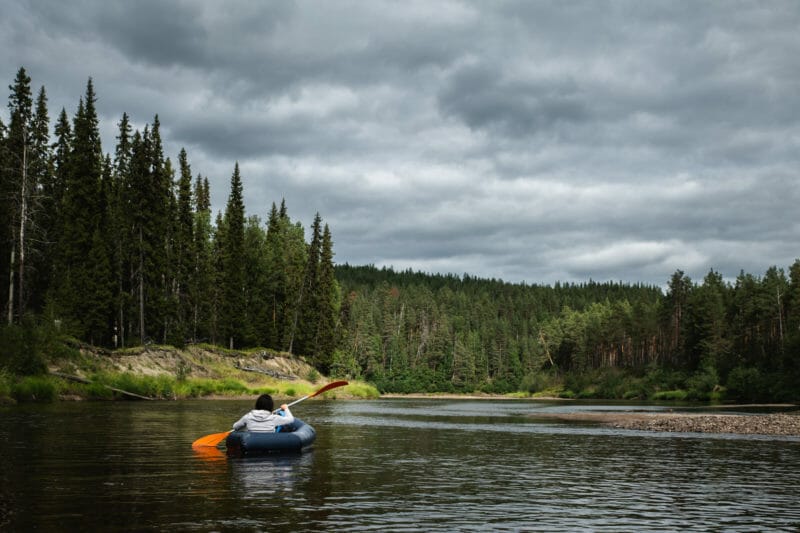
[225,419,316,456]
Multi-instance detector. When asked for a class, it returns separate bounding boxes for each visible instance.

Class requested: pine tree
[242,215,269,346]
[128,127,150,342]
[52,78,105,338]
[191,174,214,342]
[23,86,52,315]
[45,108,71,282]
[220,163,246,348]
[314,223,338,373]
[146,116,173,343]
[173,148,195,344]
[4,67,33,324]
[263,202,288,349]
[84,157,115,345]
[281,211,308,353]
[109,113,132,346]
[290,212,322,356]
[210,210,226,344]
[0,116,7,320]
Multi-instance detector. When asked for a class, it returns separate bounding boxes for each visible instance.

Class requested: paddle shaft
[278,380,348,411]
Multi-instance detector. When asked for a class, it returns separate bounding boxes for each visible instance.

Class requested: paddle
[191,380,349,448]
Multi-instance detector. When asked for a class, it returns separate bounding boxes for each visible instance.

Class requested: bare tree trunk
[6,245,14,324]
[16,138,28,321]
[138,226,145,342]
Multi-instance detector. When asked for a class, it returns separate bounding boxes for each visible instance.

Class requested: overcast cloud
[2,0,798,287]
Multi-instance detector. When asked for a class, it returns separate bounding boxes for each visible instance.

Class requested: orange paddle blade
[192,430,231,448]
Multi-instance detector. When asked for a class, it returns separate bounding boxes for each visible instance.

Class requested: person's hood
[249,409,275,422]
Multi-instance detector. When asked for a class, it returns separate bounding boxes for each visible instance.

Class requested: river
[1,398,798,531]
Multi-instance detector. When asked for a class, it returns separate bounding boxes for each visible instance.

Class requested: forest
[2,67,799,402]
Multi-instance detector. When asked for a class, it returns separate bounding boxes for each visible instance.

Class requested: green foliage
[520,371,562,395]
[343,381,380,399]
[685,366,719,401]
[651,390,688,401]
[725,367,766,403]
[12,375,57,402]
[0,322,50,375]
[0,370,12,400]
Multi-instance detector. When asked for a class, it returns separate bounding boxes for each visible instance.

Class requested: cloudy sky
[2,1,799,287]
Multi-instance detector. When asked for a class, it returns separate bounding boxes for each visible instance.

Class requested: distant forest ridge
[2,67,799,401]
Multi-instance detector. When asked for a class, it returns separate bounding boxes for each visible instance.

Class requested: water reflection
[229,452,314,498]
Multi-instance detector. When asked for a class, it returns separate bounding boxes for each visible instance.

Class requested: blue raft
[225,419,316,456]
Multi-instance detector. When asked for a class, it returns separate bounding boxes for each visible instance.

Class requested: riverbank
[537,411,800,436]
[2,342,378,403]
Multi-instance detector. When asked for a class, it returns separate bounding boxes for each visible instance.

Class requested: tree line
[0,67,337,373]
[332,263,800,400]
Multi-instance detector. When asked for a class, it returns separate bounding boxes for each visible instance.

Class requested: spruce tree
[146,116,172,343]
[110,113,132,346]
[53,79,105,338]
[288,213,322,356]
[221,163,246,348]
[263,202,286,349]
[4,67,33,323]
[46,108,71,265]
[25,86,52,314]
[242,215,269,346]
[191,174,214,342]
[174,148,195,344]
[314,223,338,373]
[0,116,7,320]
[128,127,150,342]
[281,209,308,353]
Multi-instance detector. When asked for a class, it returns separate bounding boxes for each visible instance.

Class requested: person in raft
[232,394,295,433]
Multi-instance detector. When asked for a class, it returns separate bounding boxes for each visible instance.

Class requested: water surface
[1,399,798,531]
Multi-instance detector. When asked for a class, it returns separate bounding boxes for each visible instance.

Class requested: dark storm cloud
[438,62,591,136]
[2,0,799,286]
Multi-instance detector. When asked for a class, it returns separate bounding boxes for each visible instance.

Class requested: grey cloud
[2,0,799,287]
[438,62,591,136]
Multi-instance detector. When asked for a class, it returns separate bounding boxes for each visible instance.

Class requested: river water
[1,398,798,531]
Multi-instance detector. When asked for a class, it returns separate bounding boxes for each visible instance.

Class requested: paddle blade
[192,430,231,448]
[309,380,349,398]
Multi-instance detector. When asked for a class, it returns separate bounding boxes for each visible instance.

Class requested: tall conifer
[221,163,246,348]
[4,67,33,323]
[53,79,105,338]
[314,223,338,373]
[191,174,213,342]
[174,148,194,344]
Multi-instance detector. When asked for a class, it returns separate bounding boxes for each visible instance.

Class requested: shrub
[0,323,47,375]
[651,389,688,401]
[0,370,12,401]
[12,375,57,402]
[344,382,380,399]
[686,366,720,401]
[725,367,766,403]
[520,371,562,394]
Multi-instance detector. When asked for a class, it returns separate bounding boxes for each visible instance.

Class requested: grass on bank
[517,366,727,403]
[3,370,379,403]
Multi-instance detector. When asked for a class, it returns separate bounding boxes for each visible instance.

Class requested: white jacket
[232,406,294,432]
